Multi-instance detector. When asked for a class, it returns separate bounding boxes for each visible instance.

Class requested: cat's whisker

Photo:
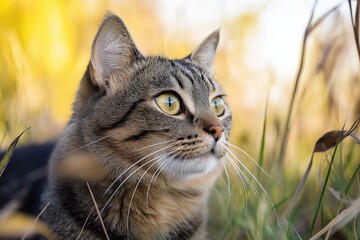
[145,157,174,208]
[125,148,181,237]
[104,143,177,194]
[225,154,257,200]
[226,148,269,195]
[154,147,185,181]
[225,147,280,225]
[225,149,263,199]
[56,135,111,159]
[220,159,232,211]
[224,155,249,212]
[229,143,283,188]
[100,151,174,214]
[76,209,93,240]
[145,148,185,207]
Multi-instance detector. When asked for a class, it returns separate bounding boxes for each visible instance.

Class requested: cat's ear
[188,30,220,73]
[90,14,142,92]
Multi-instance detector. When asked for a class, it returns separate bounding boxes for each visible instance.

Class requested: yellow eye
[211,97,225,116]
[155,93,181,115]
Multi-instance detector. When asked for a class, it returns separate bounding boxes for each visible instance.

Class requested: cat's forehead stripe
[171,74,184,89]
[175,60,215,92]
[201,73,215,91]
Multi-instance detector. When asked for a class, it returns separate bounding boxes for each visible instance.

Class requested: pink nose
[207,125,224,141]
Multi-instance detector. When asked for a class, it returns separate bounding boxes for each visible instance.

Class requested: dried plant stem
[277,0,350,168]
[21,202,51,240]
[75,209,93,240]
[348,0,360,60]
[277,0,318,168]
[308,2,345,33]
[86,182,110,240]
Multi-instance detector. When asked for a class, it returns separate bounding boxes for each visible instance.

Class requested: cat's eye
[155,93,181,115]
[211,97,225,116]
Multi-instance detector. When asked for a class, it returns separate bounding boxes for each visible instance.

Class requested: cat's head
[74,14,232,180]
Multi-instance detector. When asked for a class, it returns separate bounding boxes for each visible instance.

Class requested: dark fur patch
[167,214,202,240]
[124,129,169,141]
[177,67,195,85]
[55,180,127,239]
[172,74,184,89]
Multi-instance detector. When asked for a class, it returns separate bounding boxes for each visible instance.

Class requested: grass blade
[348,0,360,60]
[309,131,342,237]
[21,202,51,240]
[257,93,268,177]
[277,0,319,168]
[345,163,360,195]
[0,128,30,178]
[310,198,360,240]
[286,216,303,240]
[284,116,360,217]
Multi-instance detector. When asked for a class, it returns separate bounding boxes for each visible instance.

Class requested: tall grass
[209,0,360,239]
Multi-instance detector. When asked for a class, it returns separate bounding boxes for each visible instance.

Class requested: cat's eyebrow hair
[171,60,196,85]
[201,73,215,91]
[178,68,194,85]
[172,74,184,89]
[176,60,214,91]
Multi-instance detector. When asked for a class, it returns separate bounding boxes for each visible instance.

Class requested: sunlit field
[0,0,359,239]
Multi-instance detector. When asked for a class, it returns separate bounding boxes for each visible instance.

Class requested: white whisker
[225,154,258,200]
[220,159,231,211]
[104,142,176,194]
[101,151,173,214]
[145,147,185,206]
[229,143,272,178]
[125,149,178,237]
[56,135,110,159]
[225,147,280,226]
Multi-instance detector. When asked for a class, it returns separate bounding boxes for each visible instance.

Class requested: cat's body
[42,14,232,240]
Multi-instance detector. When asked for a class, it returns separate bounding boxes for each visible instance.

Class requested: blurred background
[1,0,359,158]
[0,0,359,239]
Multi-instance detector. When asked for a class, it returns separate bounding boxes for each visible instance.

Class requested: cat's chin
[160,152,221,180]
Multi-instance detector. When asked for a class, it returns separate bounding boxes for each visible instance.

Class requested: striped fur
[42,13,232,240]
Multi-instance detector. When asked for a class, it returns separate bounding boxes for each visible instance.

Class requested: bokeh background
[0,0,359,239]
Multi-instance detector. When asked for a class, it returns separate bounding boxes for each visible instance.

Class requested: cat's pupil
[167,96,173,107]
[214,100,218,109]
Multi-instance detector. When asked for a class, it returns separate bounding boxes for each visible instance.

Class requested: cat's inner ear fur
[90,14,142,93]
[188,30,220,73]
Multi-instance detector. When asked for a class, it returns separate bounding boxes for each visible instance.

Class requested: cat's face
[75,15,232,180]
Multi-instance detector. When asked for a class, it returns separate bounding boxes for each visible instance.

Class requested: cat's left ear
[187,30,220,73]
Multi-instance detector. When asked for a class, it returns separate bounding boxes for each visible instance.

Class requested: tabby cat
[42,13,232,240]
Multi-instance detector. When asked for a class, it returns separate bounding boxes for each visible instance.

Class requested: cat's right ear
[90,14,142,93]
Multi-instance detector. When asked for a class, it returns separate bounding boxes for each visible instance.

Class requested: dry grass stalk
[86,182,110,240]
[309,198,360,239]
[20,202,53,240]
[277,0,345,168]
[283,115,360,217]
[348,0,360,59]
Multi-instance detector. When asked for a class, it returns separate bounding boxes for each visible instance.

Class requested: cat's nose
[205,125,224,141]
